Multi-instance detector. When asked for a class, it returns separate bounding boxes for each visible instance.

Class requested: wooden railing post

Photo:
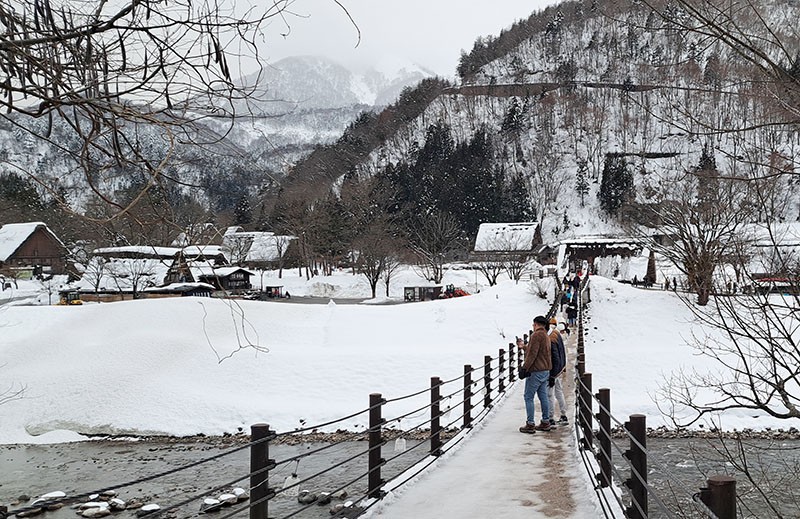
[430,377,442,456]
[483,355,492,408]
[250,423,273,519]
[596,388,612,488]
[368,393,385,499]
[498,348,506,393]
[579,373,593,450]
[624,414,648,519]
[463,365,473,429]
[508,343,516,383]
[699,476,736,519]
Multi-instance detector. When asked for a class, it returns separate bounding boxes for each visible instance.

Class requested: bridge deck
[366,333,599,518]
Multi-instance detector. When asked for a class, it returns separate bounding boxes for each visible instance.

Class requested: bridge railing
[573,276,737,519]
[2,280,565,519]
[4,340,530,519]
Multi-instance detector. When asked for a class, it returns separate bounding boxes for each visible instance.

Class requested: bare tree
[474,231,534,285]
[353,218,397,299]
[407,211,464,284]
[0,0,357,220]
[639,175,751,305]
[381,252,404,297]
[273,235,293,279]
[660,282,800,426]
[81,256,109,292]
[107,257,161,298]
[223,234,253,267]
[475,260,505,286]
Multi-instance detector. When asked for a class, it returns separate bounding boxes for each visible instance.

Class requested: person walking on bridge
[547,319,568,427]
[516,315,552,433]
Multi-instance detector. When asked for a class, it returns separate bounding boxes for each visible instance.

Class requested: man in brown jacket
[516,315,552,433]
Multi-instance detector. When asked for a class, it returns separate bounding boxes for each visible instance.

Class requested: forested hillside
[260,0,800,271]
[3,0,798,269]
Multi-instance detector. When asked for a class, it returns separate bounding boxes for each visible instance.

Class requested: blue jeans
[524,370,551,424]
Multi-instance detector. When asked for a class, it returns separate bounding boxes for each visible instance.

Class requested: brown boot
[535,421,552,432]
[519,423,537,434]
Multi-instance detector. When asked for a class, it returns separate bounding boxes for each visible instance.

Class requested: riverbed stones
[78,502,106,510]
[81,506,111,518]
[37,492,65,501]
[231,488,248,502]
[218,494,237,505]
[297,490,317,504]
[135,504,160,517]
[108,499,126,511]
[16,507,43,518]
[199,498,223,514]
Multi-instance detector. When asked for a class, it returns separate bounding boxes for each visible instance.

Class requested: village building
[170,223,226,247]
[221,227,295,270]
[557,236,644,276]
[76,246,174,301]
[142,282,215,298]
[470,222,542,262]
[190,265,254,292]
[0,221,68,276]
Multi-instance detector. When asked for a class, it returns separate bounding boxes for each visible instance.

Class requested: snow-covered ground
[0,269,793,445]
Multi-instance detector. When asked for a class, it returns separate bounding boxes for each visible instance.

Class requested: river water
[2,436,799,518]
[0,437,425,519]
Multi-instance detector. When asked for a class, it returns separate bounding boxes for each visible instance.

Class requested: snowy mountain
[278,0,800,246]
[243,55,435,111]
[5,0,799,252]
[0,55,434,222]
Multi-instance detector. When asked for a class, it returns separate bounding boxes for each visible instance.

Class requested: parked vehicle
[58,290,83,305]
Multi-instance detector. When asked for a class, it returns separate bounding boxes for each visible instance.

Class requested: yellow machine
[58,290,83,305]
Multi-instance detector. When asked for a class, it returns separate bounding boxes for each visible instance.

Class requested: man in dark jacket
[547,318,568,426]
[516,315,552,433]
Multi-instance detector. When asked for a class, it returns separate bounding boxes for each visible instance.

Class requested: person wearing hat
[547,318,568,426]
[516,315,552,433]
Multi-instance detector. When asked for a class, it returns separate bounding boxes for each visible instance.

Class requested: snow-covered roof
[74,257,170,292]
[93,246,180,259]
[0,222,63,261]
[222,231,294,263]
[170,223,221,247]
[473,222,539,252]
[558,235,642,246]
[182,245,227,259]
[743,223,800,247]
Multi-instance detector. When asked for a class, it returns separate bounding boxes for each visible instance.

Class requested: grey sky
[260,0,563,76]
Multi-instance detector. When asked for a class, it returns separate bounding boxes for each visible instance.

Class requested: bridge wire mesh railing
[572,276,722,519]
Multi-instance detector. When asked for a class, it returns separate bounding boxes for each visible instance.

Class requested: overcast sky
[259,0,563,76]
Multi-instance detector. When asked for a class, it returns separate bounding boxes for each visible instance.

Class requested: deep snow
[1,269,793,445]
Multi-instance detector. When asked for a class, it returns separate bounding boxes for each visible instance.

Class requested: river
[2,436,799,518]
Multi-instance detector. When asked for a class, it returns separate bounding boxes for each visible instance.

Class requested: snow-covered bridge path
[364,334,603,519]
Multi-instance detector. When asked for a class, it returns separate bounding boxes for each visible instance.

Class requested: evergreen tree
[503,173,534,221]
[233,195,252,226]
[695,145,719,202]
[598,154,634,215]
[500,98,523,138]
